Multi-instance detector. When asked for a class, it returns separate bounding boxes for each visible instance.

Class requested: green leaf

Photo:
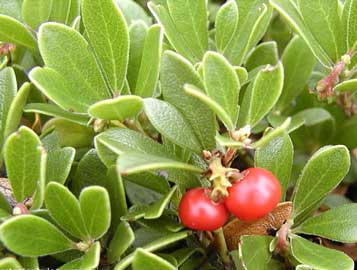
[31,146,47,210]
[0,258,22,270]
[80,186,111,240]
[80,242,101,270]
[82,0,129,94]
[144,186,177,219]
[0,67,16,149]
[45,182,89,240]
[143,98,201,153]
[24,103,89,126]
[255,134,293,200]
[48,0,80,25]
[4,126,42,202]
[160,51,216,150]
[184,84,235,131]
[245,41,279,71]
[115,0,152,26]
[239,236,273,270]
[165,0,208,62]
[223,1,273,65]
[0,15,37,51]
[202,51,240,129]
[58,259,82,270]
[290,235,354,270]
[275,36,316,112]
[42,118,94,148]
[215,0,239,52]
[22,0,52,29]
[134,24,163,97]
[296,203,357,243]
[239,62,284,127]
[118,152,203,175]
[0,215,74,257]
[127,21,149,91]
[88,95,143,121]
[334,79,357,93]
[298,0,345,61]
[3,82,31,139]
[343,0,357,49]
[18,257,39,270]
[31,23,110,113]
[46,147,75,184]
[0,0,22,20]
[336,116,357,148]
[293,145,350,220]
[269,0,334,67]
[108,221,135,263]
[106,167,128,228]
[132,249,176,270]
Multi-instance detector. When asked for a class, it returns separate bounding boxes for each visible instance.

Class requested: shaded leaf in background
[115,0,152,26]
[132,248,176,270]
[108,221,135,263]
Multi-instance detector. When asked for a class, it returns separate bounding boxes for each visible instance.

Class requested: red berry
[178,188,228,231]
[224,167,282,222]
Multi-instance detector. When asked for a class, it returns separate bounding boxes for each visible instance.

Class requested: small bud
[13,203,29,215]
[202,150,212,160]
[342,54,351,65]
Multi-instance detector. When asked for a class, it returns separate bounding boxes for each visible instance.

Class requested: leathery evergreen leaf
[144,98,202,153]
[270,0,334,67]
[46,147,75,184]
[239,62,284,128]
[161,51,216,150]
[334,79,357,93]
[215,0,239,52]
[297,0,345,61]
[108,221,135,263]
[118,152,203,175]
[0,257,22,269]
[0,67,16,149]
[80,186,111,240]
[0,215,75,257]
[290,235,354,270]
[245,41,279,70]
[293,145,350,220]
[82,0,129,94]
[4,126,42,202]
[31,23,110,112]
[132,249,176,270]
[134,24,163,97]
[343,0,357,49]
[296,203,357,243]
[22,0,52,29]
[88,95,143,121]
[80,242,101,270]
[45,182,89,240]
[202,51,240,129]
[114,231,189,270]
[223,1,273,65]
[115,0,152,26]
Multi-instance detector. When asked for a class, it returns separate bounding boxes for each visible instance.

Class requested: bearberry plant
[0,0,356,269]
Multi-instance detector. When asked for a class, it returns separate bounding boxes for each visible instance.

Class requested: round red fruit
[224,167,282,222]
[178,188,228,231]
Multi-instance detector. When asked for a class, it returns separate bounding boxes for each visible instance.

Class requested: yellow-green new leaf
[82,0,129,94]
[335,79,357,93]
[80,186,111,240]
[0,15,37,51]
[0,215,75,257]
[0,257,22,270]
[45,182,89,240]
[343,0,357,49]
[4,126,42,202]
[88,95,143,121]
[108,222,135,263]
[80,242,101,270]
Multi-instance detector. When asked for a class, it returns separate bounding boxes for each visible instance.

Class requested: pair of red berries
[178,167,282,231]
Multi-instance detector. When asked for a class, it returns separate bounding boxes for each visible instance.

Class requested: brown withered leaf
[223,202,293,251]
[0,178,16,207]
